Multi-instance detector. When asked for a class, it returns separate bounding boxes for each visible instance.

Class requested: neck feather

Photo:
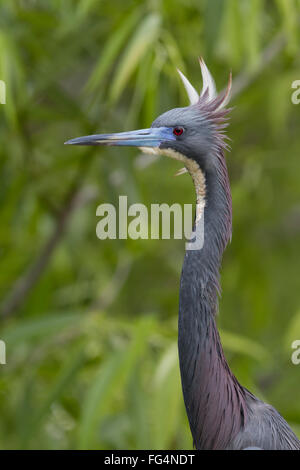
[178,149,247,449]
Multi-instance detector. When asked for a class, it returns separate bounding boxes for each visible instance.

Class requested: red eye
[173,127,184,136]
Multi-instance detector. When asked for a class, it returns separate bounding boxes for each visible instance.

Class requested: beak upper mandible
[64,127,175,147]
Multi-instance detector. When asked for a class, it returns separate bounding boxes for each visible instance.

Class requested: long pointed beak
[64,127,175,147]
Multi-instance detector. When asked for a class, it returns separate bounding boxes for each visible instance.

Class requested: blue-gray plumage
[65,58,300,450]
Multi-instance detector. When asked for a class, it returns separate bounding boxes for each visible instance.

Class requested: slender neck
[178,151,247,450]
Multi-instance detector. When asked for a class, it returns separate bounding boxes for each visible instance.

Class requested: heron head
[65,58,231,174]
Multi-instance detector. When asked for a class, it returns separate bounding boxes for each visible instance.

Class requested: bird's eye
[173,127,184,136]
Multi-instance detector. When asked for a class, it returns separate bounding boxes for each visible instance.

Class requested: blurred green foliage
[0,0,300,450]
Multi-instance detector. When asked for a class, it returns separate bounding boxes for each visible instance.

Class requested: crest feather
[216,71,232,110]
[199,57,217,101]
[177,68,199,105]
[177,58,231,110]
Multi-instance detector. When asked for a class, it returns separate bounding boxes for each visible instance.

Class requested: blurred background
[0,0,300,450]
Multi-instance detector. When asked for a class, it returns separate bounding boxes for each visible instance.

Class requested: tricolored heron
[65,59,300,450]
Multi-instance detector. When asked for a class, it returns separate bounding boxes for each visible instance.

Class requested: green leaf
[3,313,82,347]
[243,0,262,69]
[204,0,225,59]
[225,0,243,67]
[284,310,300,350]
[85,9,141,93]
[78,317,153,449]
[220,329,270,362]
[0,30,24,127]
[21,344,86,447]
[151,343,182,449]
[109,14,161,102]
[275,0,297,53]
